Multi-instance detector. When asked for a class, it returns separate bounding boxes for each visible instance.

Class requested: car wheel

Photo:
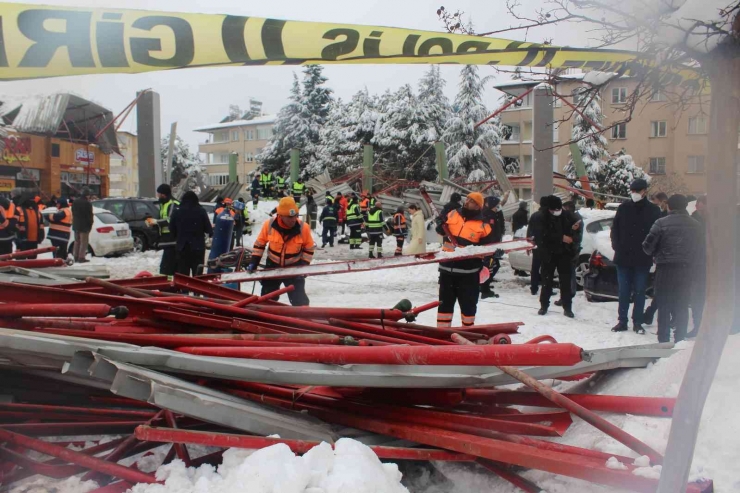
[133,233,147,253]
[575,255,591,290]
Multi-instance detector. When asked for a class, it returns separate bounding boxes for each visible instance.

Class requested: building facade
[496,77,711,198]
[194,115,276,187]
[0,132,110,199]
[108,131,139,198]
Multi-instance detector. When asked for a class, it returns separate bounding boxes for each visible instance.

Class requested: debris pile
[0,274,713,492]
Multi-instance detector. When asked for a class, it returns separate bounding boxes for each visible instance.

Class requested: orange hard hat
[224,198,233,204]
[34,196,41,202]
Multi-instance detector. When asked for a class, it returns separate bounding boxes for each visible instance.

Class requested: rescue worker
[275,175,287,197]
[215,198,237,250]
[152,184,180,276]
[238,198,252,235]
[48,198,73,259]
[346,193,364,250]
[319,197,338,248]
[336,192,348,236]
[14,195,44,257]
[360,191,370,223]
[34,195,46,212]
[0,197,16,256]
[437,192,462,249]
[251,176,261,208]
[247,196,315,306]
[366,199,385,258]
[481,196,504,299]
[292,177,306,200]
[305,190,318,231]
[259,169,273,199]
[233,199,246,247]
[325,190,335,205]
[392,206,408,256]
[435,192,495,328]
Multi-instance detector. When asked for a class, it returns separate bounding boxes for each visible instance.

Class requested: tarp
[0,2,697,88]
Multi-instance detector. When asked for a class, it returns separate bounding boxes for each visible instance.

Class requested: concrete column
[229,153,238,183]
[290,149,300,182]
[363,145,374,192]
[136,90,162,197]
[532,84,554,203]
[435,142,448,181]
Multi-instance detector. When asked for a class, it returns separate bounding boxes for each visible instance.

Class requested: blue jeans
[617,265,650,325]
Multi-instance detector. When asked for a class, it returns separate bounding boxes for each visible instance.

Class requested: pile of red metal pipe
[0,274,713,492]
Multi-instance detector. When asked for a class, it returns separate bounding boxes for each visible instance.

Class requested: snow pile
[129,439,409,493]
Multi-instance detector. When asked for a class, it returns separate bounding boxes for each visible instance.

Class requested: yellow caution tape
[0,2,701,89]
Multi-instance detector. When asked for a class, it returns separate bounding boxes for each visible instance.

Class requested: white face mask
[631,192,643,202]
[551,210,562,216]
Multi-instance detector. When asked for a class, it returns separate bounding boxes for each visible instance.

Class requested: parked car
[42,207,134,257]
[508,209,616,289]
[91,198,161,252]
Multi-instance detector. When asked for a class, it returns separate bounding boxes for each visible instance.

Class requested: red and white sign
[75,148,95,164]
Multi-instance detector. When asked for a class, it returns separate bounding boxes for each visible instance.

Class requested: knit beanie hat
[467,192,484,208]
[277,197,299,217]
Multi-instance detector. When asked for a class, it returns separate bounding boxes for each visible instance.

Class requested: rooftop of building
[194,114,277,133]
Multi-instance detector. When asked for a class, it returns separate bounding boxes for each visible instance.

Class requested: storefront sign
[0,177,15,192]
[1,137,31,164]
[16,168,40,181]
[61,171,101,185]
[75,149,95,164]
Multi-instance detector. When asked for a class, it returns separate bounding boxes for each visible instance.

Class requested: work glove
[246,262,258,273]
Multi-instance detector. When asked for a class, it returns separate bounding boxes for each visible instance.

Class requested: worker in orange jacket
[392,206,408,256]
[14,196,45,258]
[360,190,370,223]
[247,197,315,306]
[48,198,73,259]
[34,196,46,212]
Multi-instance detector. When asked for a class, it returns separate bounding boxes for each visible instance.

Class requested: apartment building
[108,131,139,198]
[194,115,276,187]
[495,76,711,198]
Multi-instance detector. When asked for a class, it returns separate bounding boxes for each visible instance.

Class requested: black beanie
[157,184,172,196]
[548,195,563,210]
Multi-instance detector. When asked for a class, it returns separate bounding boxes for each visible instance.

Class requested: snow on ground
[25,199,740,492]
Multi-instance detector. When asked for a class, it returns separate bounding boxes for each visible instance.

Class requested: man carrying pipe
[247,197,315,306]
[435,192,496,328]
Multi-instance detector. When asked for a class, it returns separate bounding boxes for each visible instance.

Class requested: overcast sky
[1,0,595,152]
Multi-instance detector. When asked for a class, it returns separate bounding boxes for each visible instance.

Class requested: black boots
[369,252,375,259]
[564,309,575,318]
[633,324,646,335]
[538,307,548,316]
[611,322,628,332]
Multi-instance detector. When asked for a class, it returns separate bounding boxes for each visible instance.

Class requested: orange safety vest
[360,198,369,212]
[252,217,315,268]
[215,207,236,217]
[393,213,407,234]
[0,205,9,230]
[15,207,42,242]
[441,209,492,252]
[49,207,73,241]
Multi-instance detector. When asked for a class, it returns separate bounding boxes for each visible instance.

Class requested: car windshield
[96,212,122,224]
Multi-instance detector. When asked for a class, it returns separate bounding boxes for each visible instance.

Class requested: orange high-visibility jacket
[251,217,315,268]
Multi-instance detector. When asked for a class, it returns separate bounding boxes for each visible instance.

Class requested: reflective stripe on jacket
[48,207,73,242]
[439,209,494,275]
[366,209,384,234]
[346,202,363,225]
[393,213,408,236]
[251,217,315,268]
[292,182,306,195]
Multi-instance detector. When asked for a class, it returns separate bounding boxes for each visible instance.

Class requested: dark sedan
[584,251,654,302]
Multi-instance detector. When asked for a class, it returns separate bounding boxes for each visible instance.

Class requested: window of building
[245,153,254,163]
[257,127,273,140]
[244,129,255,140]
[552,154,559,172]
[522,121,533,142]
[688,116,707,135]
[232,130,239,142]
[503,157,520,174]
[208,153,230,165]
[208,173,230,186]
[611,123,627,139]
[649,157,666,174]
[51,143,60,158]
[611,87,627,104]
[522,155,533,174]
[212,131,229,143]
[688,155,705,174]
[503,124,521,142]
[650,121,667,138]
[650,91,667,102]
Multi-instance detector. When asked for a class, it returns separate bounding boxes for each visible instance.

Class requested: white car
[508,208,616,289]
[43,207,134,257]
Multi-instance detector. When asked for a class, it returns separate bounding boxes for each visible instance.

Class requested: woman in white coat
[404,203,427,255]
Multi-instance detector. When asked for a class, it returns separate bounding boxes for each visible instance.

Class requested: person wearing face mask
[247,197,315,306]
[435,192,496,328]
[610,179,662,334]
[152,184,180,276]
[651,192,669,218]
[536,196,576,318]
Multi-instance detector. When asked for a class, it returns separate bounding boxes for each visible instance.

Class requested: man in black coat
[642,194,701,343]
[511,201,529,234]
[169,191,213,277]
[71,187,94,263]
[536,196,576,318]
[610,179,662,334]
[480,196,504,299]
[555,200,583,306]
[687,195,707,337]
[526,196,550,295]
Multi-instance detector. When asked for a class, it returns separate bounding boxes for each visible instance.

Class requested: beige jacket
[404,210,427,255]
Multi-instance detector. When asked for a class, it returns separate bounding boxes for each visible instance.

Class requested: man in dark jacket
[555,200,583,306]
[481,196,504,299]
[319,198,338,248]
[170,191,213,276]
[526,196,550,295]
[537,196,576,318]
[642,194,701,343]
[610,179,662,333]
[687,195,707,337]
[71,187,94,263]
[512,201,529,234]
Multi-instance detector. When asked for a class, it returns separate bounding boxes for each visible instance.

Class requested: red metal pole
[0,246,57,260]
[525,335,558,344]
[411,301,440,315]
[164,411,191,466]
[474,86,536,129]
[234,285,296,307]
[0,421,145,436]
[176,342,585,367]
[250,305,410,322]
[84,277,153,298]
[353,388,465,407]
[135,426,475,462]
[493,365,664,464]
[328,319,451,346]
[10,318,102,331]
[466,390,676,418]
[357,319,489,341]
[0,403,156,419]
[0,429,158,485]
[172,273,250,301]
[0,304,121,318]
[0,259,65,268]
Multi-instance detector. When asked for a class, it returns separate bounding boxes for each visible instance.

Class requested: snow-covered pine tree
[418,66,451,141]
[442,65,503,182]
[595,149,650,198]
[372,84,436,181]
[565,86,609,186]
[160,135,203,192]
[256,73,307,176]
[301,65,333,174]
